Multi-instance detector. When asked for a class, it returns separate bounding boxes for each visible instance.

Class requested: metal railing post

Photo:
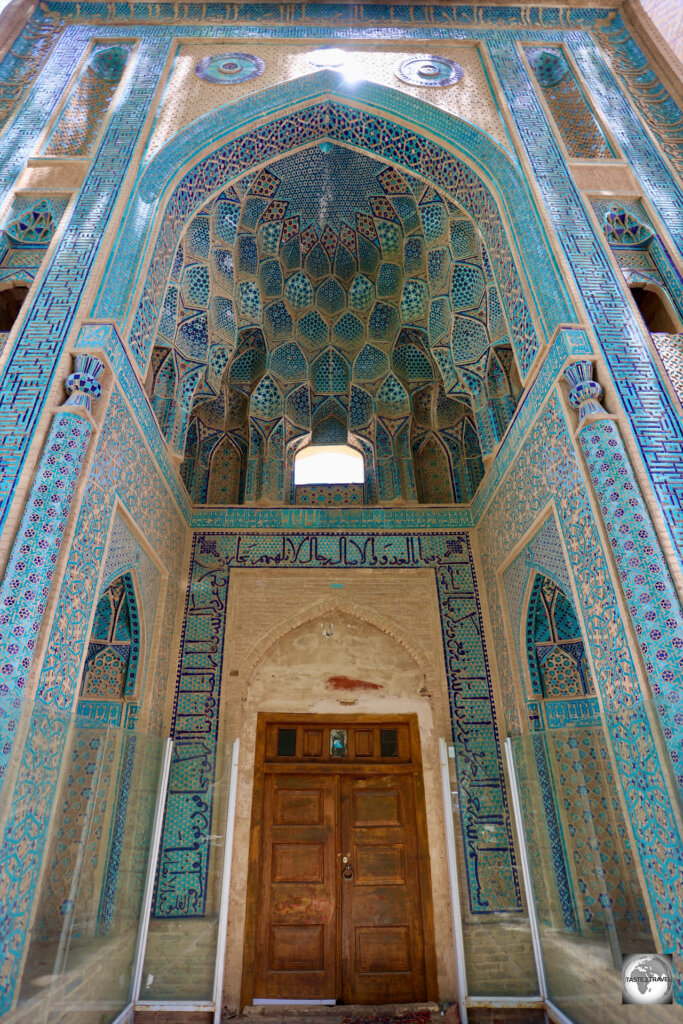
[504,737,547,1001]
[439,738,468,1024]
[213,740,240,1024]
[130,737,174,1004]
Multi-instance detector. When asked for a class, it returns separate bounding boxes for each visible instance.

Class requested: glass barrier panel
[444,742,539,998]
[509,700,683,1024]
[140,740,235,1002]
[0,694,165,1024]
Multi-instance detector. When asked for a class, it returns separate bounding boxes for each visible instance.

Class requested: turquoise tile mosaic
[1,1,683,1010]
[153,528,520,919]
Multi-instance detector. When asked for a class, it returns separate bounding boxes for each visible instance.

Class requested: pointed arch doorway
[242,713,437,1007]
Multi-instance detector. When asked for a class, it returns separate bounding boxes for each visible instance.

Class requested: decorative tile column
[0,354,105,1012]
[564,360,683,792]
[0,355,104,777]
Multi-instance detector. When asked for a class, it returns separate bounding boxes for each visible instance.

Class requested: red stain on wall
[327,675,383,691]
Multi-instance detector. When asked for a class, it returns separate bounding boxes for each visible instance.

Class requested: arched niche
[629,281,682,335]
[524,572,592,699]
[96,73,572,380]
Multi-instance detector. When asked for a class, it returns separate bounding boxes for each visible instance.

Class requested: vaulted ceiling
[147,143,519,505]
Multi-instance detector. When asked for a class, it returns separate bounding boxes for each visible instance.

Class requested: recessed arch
[241,597,433,684]
[94,73,574,384]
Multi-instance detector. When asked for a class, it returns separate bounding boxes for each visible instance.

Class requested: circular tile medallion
[395,55,463,87]
[195,53,265,84]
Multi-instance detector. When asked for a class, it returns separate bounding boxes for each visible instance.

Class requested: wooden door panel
[271,925,325,969]
[340,774,427,1005]
[254,774,337,999]
[245,716,436,1008]
[273,787,323,825]
[353,789,401,826]
[272,842,324,882]
[354,844,405,884]
[356,927,410,972]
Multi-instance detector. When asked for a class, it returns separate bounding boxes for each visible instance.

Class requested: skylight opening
[294,444,364,485]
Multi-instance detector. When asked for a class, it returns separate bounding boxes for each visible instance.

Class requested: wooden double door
[243,716,437,1006]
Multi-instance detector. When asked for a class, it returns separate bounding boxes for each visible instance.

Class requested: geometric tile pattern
[1,5,683,1011]
[0,388,184,1012]
[37,390,184,717]
[526,575,592,699]
[153,530,520,919]
[579,417,683,791]
[0,8,62,130]
[44,44,131,156]
[477,392,683,955]
[0,34,171,538]
[149,145,514,505]
[526,46,614,160]
[100,85,553,381]
[0,412,92,775]
[486,33,683,573]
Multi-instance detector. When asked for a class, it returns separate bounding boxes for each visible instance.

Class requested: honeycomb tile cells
[451,314,491,363]
[349,385,374,428]
[348,273,375,312]
[374,218,403,258]
[317,278,346,315]
[211,249,234,293]
[298,309,329,347]
[152,141,522,507]
[369,301,400,343]
[270,341,308,382]
[390,194,420,234]
[258,221,284,258]
[286,384,311,427]
[449,219,479,261]
[428,248,450,292]
[237,281,263,321]
[377,263,403,299]
[176,313,209,360]
[284,270,314,309]
[420,202,449,246]
[210,296,237,343]
[400,279,429,322]
[241,196,270,231]
[332,311,364,350]
[207,344,233,392]
[404,235,426,277]
[170,246,184,282]
[335,244,357,284]
[185,215,211,260]
[264,300,293,340]
[393,341,434,381]
[305,242,332,282]
[258,259,283,297]
[250,374,283,420]
[313,348,350,394]
[451,262,486,311]
[354,343,390,382]
[429,297,452,344]
[375,373,410,418]
[431,345,460,392]
[180,264,210,309]
[236,233,258,275]
[158,286,178,341]
[229,345,265,386]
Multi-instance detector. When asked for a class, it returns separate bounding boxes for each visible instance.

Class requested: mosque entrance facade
[242,714,437,1007]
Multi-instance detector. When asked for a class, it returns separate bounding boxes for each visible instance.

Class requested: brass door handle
[342,855,353,879]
